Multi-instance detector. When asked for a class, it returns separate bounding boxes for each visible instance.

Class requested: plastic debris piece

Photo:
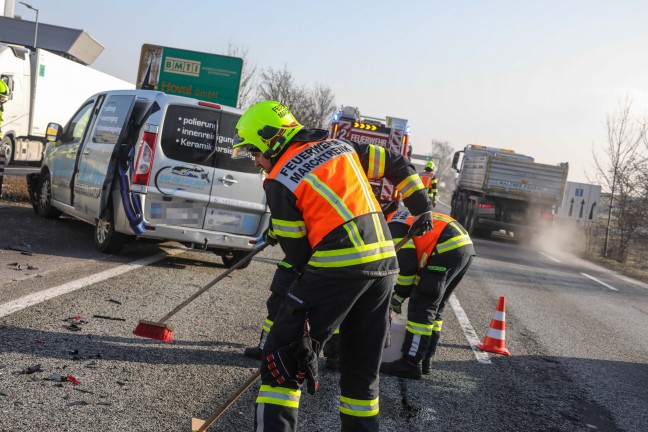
[67,400,89,406]
[8,243,32,253]
[64,324,83,332]
[107,299,122,305]
[27,265,39,270]
[44,374,65,381]
[20,364,43,374]
[93,314,126,321]
[66,375,80,386]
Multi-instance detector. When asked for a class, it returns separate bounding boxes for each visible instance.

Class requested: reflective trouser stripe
[408,333,421,357]
[339,395,379,417]
[256,385,301,408]
[407,320,434,336]
[262,318,273,334]
[432,319,443,333]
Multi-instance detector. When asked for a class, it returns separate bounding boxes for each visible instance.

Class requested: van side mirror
[46,123,62,142]
[451,151,462,173]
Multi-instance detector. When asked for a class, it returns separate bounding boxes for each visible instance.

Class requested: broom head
[133,320,175,342]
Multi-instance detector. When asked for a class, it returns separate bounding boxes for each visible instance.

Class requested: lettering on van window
[92,95,135,144]
[176,116,216,151]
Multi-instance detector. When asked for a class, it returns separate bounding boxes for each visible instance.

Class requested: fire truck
[329,106,410,205]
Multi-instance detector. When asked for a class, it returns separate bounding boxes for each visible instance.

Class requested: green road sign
[136,44,243,107]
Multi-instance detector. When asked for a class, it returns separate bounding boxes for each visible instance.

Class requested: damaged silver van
[27,89,269,268]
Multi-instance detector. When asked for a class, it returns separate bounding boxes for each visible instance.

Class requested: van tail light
[133,132,157,186]
[478,203,494,208]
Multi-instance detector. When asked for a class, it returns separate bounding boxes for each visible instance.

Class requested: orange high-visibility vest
[420,172,436,189]
[267,139,381,248]
[387,210,453,266]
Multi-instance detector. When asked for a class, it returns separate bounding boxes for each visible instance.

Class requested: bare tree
[255,67,336,128]
[225,42,257,110]
[301,84,337,129]
[429,140,456,192]
[593,97,646,260]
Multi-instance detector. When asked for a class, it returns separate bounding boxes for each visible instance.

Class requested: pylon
[478,296,511,356]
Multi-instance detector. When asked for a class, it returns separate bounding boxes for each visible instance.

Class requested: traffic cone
[478,296,511,356]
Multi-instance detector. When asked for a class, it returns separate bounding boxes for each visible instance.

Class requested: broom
[188,232,415,430]
[133,242,270,342]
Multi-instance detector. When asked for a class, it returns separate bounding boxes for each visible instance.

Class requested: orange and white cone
[478,296,511,356]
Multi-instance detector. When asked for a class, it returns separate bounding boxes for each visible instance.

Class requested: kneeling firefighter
[231,100,433,431]
[380,203,475,379]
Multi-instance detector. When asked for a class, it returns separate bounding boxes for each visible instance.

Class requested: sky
[9,0,648,184]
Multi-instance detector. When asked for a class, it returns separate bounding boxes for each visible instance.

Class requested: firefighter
[380,204,475,379]
[420,160,438,207]
[232,100,433,432]
[0,79,10,132]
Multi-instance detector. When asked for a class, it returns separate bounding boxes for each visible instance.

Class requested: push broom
[189,232,415,431]
[133,242,270,342]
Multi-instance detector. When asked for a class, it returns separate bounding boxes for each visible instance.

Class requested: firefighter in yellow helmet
[0,79,10,133]
[420,160,438,207]
[380,204,475,379]
[232,100,433,432]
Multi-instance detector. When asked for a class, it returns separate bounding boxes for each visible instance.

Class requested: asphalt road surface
[1,201,647,432]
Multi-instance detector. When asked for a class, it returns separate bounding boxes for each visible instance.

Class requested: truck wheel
[95,205,126,254]
[36,173,62,219]
[221,251,252,269]
[1,136,14,163]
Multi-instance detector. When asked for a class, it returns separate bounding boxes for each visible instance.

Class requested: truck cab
[29,89,270,267]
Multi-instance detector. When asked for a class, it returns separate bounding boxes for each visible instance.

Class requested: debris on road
[19,364,44,374]
[7,243,33,254]
[93,314,126,321]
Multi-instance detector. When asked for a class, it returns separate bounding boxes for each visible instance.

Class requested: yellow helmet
[425,160,435,171]
[0,80,10,102]
[232,101,303,159]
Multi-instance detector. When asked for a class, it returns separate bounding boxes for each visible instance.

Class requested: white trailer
[1,44,133,163]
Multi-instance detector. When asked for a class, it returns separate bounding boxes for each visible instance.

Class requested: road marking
[539,252,561,263]
[580,272,618,291]
[449,294,492,365]
[0,250,184,318]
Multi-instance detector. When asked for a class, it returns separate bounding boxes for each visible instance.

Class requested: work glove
[258,227,278,246]
[390,293,406,315]
[408,211,433,237]
[261,335,320,395]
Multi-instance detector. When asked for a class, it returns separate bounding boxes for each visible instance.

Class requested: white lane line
[449,294,492,365]
[539,251,561,263]
[0,250,183,318]
[580,272,619,291]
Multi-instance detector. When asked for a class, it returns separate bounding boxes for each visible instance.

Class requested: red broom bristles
[133,320,175,343]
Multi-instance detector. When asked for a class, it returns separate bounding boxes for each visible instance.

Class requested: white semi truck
[0,44,133,163]
[450,144,569,241]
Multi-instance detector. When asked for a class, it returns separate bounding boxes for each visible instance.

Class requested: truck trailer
[329,106,410,206]
[450,144,569,241]
[0,44,133,163]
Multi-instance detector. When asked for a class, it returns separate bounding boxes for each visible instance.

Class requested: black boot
[243,346,262,360]
[422,330,441,374]
[380,356,422,379]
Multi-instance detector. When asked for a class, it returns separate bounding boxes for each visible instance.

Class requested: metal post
[19,2,39,49]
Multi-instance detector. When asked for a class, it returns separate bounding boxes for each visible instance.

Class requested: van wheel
[36,173,61,219]
[221,251,252,269]
[95,205,126,254]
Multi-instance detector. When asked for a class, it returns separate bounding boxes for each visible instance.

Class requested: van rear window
[161,106,218,165]
[160,106,257,173]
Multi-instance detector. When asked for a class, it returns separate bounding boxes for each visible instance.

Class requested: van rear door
[74,94,136,217]
[204,110,267,236]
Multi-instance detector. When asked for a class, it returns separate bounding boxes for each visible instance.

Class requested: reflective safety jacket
[264,131,431,278]
[386,209,475,291]
[420,170,438,198]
